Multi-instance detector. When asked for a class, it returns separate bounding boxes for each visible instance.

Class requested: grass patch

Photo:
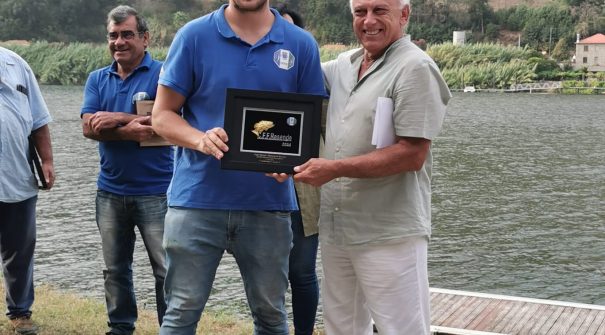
[0,284,327,334]
[0,284,253,335]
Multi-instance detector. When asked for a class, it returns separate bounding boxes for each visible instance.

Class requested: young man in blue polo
[151,0,325,334]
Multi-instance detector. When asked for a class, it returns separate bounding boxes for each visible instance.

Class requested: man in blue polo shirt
[80,5,173,335]
[151,0,325,334]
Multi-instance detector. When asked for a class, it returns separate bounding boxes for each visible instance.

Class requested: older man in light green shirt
[293,0,451,333]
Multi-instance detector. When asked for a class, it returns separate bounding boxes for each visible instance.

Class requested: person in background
[293,0,451,334]
[275,3,320,335]
[0,46,55,335]
[275,3,305,29]
[80,5,173,335]
[151,0,325,334]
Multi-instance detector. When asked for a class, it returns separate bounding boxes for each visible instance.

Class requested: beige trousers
[321,237,430,335]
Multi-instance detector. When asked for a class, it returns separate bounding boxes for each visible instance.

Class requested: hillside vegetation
[488,0,556,10]
[0,0,602,58]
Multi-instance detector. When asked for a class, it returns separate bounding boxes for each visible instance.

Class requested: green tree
[466,0,491,33]
[0,0,120,42]
[551,37,572,62]
[302,0,356,45]
[494,5,532,31]
[573,3,605,37]
[0,0,53,41]
[521,5,573,51]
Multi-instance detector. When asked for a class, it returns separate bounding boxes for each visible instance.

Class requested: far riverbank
[2,41,604,91]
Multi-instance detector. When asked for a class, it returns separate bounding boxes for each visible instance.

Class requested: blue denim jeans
[160,208,292,335]
[96,190,167,335]
[288,211,319,335]
[0,196,37,319]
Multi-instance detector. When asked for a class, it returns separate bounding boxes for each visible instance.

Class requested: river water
[34,86,604,319]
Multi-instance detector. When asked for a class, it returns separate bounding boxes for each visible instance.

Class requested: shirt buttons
[335,147,340,152]
[340,119,345,123]
[334,207,340,212]
[335,178,340,182]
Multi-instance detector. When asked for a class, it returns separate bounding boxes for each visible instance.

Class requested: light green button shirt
[0,47,52,202]
[319,36,451,246]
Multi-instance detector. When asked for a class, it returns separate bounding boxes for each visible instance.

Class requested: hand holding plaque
[221,88,323,174]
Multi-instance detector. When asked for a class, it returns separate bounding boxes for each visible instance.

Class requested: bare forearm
[31,124,53,164]
[152,111,203,150]
[83,127,131,141]
[294,137,430,186]
[82,112,140,141]
[334,139,429,178]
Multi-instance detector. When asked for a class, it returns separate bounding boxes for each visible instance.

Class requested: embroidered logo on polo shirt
[273,49,295,70]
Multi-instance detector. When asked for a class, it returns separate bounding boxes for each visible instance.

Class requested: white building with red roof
[574,33,605,71]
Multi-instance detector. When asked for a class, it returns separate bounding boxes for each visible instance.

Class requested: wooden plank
[584,309,605,335]
[491,301,528,333]
[467,299,506,331]
[434,295,474,326]
[594,315,605,335]
[447,296,494,330]
[575,309,603,335]
[474,300,511,332]
[503,302,540,334]
[430,325,506,335]
[439,296,474,326]
[505,300,546,334]
[431,292,458,321]
[430,288,605,311]
[511,302,555,333]
[528,304,564,334]
[556,305,584,334]
[431,291,443,304]
[443,296,483,328]
[429,288,605,335]
[432,294,465,325]
[431,291,455,314]
[566,307,594,334]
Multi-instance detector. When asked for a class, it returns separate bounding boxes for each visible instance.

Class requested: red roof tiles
[578,33,605,44]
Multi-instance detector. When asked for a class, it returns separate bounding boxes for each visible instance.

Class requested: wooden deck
[429,288,605,335]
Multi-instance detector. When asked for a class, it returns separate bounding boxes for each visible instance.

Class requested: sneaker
[9,316,38,335]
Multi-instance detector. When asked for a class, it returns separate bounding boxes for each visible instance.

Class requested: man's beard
[231,0,268,12]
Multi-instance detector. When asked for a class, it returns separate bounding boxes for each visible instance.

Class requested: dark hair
[107,5,149,33]
[274,3,304,29]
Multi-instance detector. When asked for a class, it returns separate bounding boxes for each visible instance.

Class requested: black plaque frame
[222,88,323,173]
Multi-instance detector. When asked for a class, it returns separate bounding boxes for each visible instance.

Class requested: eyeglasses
[107,30,144,41]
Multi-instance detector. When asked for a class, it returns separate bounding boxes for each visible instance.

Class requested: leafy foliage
[427,43,541,89]
[0,0,602,58]
[301,0,356,45]
[1,41,167,85]
[0,0,118,42]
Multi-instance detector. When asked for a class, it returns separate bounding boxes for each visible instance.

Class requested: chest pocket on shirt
[1,76,33,128]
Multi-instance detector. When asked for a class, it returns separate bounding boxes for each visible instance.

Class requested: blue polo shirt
[159,5,326,210]
[0,47,52,202]
[81,52,173,196]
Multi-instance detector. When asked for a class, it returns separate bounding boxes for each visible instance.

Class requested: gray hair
[107,5,149,33]
[349,0,409,12]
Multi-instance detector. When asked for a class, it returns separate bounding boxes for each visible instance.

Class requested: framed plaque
[221,88,323,173]
[135,100,172,147]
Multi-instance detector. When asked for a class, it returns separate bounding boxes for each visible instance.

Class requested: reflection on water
[430,93,605,305]
[35,86,605,321]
